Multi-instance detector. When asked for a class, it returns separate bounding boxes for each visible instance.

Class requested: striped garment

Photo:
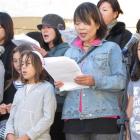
[13,80,24,89]
[0,120,6,140]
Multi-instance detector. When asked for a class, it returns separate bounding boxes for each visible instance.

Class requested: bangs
[21,51,43,83]
[74,2,100,25]
[74,9,92,25]
[22,53,36,69]
[24,54,33,66]
[73,2,107,39]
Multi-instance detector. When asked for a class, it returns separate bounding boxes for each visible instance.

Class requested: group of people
[0,0,140,140]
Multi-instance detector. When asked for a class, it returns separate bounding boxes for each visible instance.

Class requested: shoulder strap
[77,46,99,64]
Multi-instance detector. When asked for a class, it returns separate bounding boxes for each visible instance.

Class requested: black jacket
[106,22,132,49]
[0,82,16,121]
[0,41,16,121]
[1,41,16,81]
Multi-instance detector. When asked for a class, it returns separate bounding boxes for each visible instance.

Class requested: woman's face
[99,2,118,25]
[75,18,99,44]
[41,26,56,44]
[0,25,5,45]
[137,42,140,61]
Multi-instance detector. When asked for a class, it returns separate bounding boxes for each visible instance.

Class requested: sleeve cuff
[27,129,37,140]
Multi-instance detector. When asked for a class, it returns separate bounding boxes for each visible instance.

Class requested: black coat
[0,82,16,121]
[0,41,16,121]
[106,22,132,49]
[1,41,16,81]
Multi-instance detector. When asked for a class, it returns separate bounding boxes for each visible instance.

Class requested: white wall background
[0,0,97,18]
[0,0,139,28]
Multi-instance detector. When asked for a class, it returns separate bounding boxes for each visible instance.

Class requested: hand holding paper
[44,56,89,91]
[75,75,95,86]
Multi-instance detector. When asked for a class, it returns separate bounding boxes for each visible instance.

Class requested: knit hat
[37,14,65,30]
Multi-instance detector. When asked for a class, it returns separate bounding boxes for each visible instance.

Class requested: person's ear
[96,24,100,30]
[113,11,118,19]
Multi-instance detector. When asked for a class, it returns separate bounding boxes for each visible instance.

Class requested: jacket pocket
[93,53,108,70]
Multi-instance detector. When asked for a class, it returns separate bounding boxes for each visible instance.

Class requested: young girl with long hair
[5,51,56,140]
[55,2,126,140]
[0,44,33,140]
[127,40,140,140]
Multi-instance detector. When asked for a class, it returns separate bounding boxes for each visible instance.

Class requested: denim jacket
[61,40,126,120]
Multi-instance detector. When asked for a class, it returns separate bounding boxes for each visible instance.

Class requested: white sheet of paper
[13,33,41,47]
[44,56,89,91]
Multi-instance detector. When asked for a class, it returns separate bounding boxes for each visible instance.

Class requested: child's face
[99,2,118,25]
[137,42,140,61]
[0,25,6,44]
[75,18,99,43]
[13,51,21,74]
[21,55,36,83]
[41,26,56,45]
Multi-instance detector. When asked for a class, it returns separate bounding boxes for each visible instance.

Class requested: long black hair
[52,28,63,47]
[39,29,63,51]
[131,41,140,81]
[0,12,14,45]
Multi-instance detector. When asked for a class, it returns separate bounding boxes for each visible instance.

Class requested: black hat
[37,14,65,30]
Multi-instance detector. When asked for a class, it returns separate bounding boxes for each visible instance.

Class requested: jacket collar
[72,37,102,49]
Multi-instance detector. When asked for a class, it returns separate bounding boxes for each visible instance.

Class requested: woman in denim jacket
[56,2,126,140]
